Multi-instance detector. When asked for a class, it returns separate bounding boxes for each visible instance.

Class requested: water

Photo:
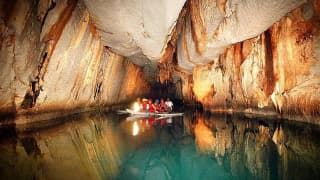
[0,110,320,180]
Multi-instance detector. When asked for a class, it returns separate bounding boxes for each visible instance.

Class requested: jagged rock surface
[176,0,306,72]
[83,0,186,60]
[0,0,150,118]
[184,3,320,123]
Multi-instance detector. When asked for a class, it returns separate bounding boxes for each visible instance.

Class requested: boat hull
[125,109,183,117]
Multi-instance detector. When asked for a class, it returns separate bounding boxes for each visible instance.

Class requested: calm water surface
[0,110,320,180]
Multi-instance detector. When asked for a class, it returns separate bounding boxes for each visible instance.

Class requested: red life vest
[155,104,161,112]
[148,103,155,112]
[160,101,166,111]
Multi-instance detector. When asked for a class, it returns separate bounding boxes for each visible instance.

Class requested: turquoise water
[0,110,320,179]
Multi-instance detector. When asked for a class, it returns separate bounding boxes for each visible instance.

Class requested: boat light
[133,102,140,112]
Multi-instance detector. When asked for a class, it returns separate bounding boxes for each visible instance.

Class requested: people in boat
[133,97,142,112]
[147,98,156,112]
[159,98,166,112]
[154,99,161,112]
[165,98,174,112]
[141,98,148,111]
[132,97,173,113]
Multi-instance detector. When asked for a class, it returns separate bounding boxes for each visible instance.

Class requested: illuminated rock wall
[176,0,305,72]
[187,2,320,123]
[0,0,150,118]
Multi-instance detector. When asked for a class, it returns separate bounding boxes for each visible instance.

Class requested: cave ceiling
[83,0,306,74]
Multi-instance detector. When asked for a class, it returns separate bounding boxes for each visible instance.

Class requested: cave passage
[0,0,318,123]
[0,0,320,179]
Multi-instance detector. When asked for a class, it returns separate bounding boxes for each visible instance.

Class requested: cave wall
[176,0,306,72]
[0,0,150,118]
[184,1,320,123]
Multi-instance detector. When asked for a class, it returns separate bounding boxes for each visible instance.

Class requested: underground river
[1,109,319,179]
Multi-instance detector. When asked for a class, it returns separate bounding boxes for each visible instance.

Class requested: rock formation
[0,0,150,122]
[186,2,320,123]
[176,0,320,123]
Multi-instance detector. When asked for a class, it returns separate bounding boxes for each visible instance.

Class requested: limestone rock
[0,0,150,119]
[83,0,186,60]
[185,3,320,121]
[177,0,306,72]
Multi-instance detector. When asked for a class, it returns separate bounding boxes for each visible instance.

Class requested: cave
[0,0,320,179]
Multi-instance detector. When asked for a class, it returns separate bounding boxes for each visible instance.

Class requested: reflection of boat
[124,109,183,117]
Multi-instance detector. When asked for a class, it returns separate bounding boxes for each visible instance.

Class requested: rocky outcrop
[176,0,306,72]
[182,2,320,123]
[0,0,150,121]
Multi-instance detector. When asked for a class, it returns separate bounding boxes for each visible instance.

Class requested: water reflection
[0,111,320,179]
[132,121,139,136]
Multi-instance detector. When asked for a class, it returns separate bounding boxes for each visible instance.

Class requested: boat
[126,115,176,121]
[125,109,156,116]
[155,112,184,117]
[121,109,183,117]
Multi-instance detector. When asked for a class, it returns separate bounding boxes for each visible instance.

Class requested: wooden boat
[123,109,183,117]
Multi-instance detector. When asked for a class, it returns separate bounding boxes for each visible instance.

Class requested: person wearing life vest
[159,98,166,112]
[141,98,148,111]
[148,98,156,112]
[154,99,161,112]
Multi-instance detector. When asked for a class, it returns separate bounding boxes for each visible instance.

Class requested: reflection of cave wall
[182,3,320,122]
[191,113,320,179]
[1,111,320,179]
[0,112,127,179]
[0,0,150,119]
